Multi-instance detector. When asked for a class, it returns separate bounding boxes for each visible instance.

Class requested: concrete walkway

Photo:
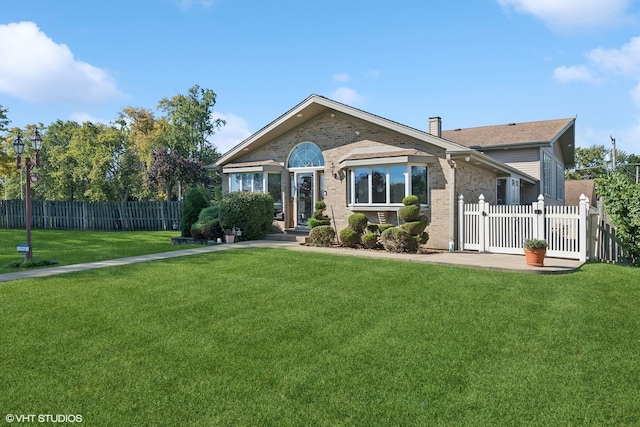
[0,240,583,283]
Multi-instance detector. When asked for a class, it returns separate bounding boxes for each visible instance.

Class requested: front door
[296,172,314,227]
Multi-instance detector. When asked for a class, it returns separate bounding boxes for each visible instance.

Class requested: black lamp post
[13,127,43,261]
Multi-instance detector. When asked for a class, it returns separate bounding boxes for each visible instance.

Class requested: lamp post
[13,127,43,261]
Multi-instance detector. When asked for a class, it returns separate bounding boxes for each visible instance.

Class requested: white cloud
[68,112,110,125]
[333,73,351,83]
[586,36,640,76]
[0,22,124,106]
[631,83,640,108]
[553,65,597,83]
[498,0,630,30]
[330,87,365,106]
[210,112,252,154]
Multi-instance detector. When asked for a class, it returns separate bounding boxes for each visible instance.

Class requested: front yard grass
[0,229,185,271]
[1,248,639,426]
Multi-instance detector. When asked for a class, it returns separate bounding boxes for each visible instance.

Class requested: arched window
[287,142,324,168]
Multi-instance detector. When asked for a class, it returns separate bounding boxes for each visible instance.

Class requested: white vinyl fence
[458,194,623,262]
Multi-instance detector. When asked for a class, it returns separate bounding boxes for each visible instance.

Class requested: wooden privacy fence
[458,194,626,263]
[0,200,183,231]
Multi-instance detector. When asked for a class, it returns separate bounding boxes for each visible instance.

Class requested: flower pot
[225,234,235,244]
[524,248,546,267]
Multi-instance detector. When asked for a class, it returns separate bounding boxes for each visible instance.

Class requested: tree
[146,148,207,201]
[566,145,611,180]
[0,105,13,178]
[595,172,640,266]
[157,84,225,163]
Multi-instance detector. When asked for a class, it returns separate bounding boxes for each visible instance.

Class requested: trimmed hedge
[309,225,335,247]
[348,213,369,234]
[340,227,360,248]
[380,227,417,253]
[362,232,378,249]
[219,192,274,240]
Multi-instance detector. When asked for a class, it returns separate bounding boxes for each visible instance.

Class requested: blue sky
[1,0,639,155]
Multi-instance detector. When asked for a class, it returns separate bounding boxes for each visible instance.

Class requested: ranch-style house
[212,94,575,250]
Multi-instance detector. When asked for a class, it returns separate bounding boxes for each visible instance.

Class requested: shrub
[366,223,379,234]
[416,231,430,245]
[198,205,220,222]
[182,188,210,237]
[308,200,331,228]
[378,223,394,233]
[398,204,420,222]
[399,215,429,235]
[190,219,222,241]
[308,225,335,247]
[219,192,273,240]
[308,217,331,228]
[402,195,420,206]
[361,232,378,249]
[339,227,360,248]
[348,213,369,234]
[380,227,417,253]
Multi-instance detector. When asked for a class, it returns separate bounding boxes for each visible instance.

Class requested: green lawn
[0,229,184,271]
[1,246,639,426]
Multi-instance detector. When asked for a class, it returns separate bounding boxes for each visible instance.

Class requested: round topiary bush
[308,200,331,228]
[308,225,335,247]
[380,227,417,253]
[339,227,360,248]
[361,232,378,249]
[348,213,369,234]
[378,223,394,233]
[402,195,420,206]
[398,204,420,222]
[399,215,429,235]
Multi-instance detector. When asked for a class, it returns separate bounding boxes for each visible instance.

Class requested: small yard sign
[16,243,30,255]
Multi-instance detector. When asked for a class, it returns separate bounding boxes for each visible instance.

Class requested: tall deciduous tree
[0,105,13,178]
[157,84,225,163]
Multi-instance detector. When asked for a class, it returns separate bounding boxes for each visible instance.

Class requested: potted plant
[523,239,548,267]
[224,229,236,244]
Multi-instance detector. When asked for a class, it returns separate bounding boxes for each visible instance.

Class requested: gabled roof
[442,118,576,167]
[215,94,469,167]
[565,179,597,206]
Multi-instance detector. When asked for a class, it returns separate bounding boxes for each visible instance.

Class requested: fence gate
[458,194,589,261]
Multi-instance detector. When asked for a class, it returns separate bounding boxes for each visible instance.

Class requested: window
[229,172,280,198]
[543,153,552,196]
[411,166,428,205]
[354,167,369,204]
[349,165,428,206]
[287,142,324,168]
[556,163,564,201]
[389,165,405,203]
[497,178,507,205]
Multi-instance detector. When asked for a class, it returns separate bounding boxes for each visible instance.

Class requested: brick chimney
[428,116,441,137]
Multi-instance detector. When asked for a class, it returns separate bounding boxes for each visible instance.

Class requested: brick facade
[222,110,486,249]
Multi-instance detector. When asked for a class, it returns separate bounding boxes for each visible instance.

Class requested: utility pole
[610,135,617,172]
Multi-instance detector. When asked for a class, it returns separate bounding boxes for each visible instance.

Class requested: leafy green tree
[0,105,14,180]
[157,84,225,163]
[38,120,85,200]
[595,172,640,266]
[567,145,611,180]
